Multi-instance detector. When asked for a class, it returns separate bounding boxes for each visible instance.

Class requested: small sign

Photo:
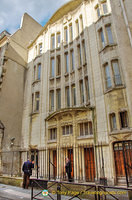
[42,189,49,197]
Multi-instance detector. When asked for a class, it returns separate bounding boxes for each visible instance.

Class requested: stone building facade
[0,0,132,186]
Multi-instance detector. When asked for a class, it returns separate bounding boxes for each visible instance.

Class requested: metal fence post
[57,183,61,200]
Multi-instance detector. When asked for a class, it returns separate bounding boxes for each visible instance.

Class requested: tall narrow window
[70,50,74,71]
[51,34,55,49]
[106,25,114,44]
[110,113,117,131]
[79,122,93,136]
[56,55,61,76]
[75,20,79,37]
[66,87,70,107]
[102,2,108,14]
[57,32,61,48]
[50,90,54,111]
[71,84,76,106]
[78,45,82,66]
[96,6,101,18]
[56,89,61,110]
[35,92,40,111]
[32,94,34,112]
[37,63,41,80]
[82,40,86,64]
[51,58,55,77]
[69,24,73,42]
[85,77,90,102]
[120,111,128,128]
[112,60,122,86]
[104,63,112,89]
[65,53,69,73]
[34,65,36,81]
[50,128,57,140]
[80,15,83,32]
[64,27,68,44]
[99,28,105,48]
[80,80,84,104]
[39,43,42,54]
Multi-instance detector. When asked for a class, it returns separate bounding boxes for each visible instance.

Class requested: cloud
[0,0,70,34]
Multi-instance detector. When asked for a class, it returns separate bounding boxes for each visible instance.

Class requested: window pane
[65,53,69,73]
[110,113,116,130]
[82,41,86,64]
[120,111,128,128]
[57,55,61,75]
[105,64,112,89]
[51,35,55,49]
[69,24,73,41]
[112,61,122,86]
[64,28,68,43]
[34,66,36,80]
[62,127,65,135]
[39,43,42,54]
[70,125,73,134]
[66,126,69,134]
[85,123,88,135]
[76,20,79,36]
[85,77,90,101]
[51,58,55,77]
[102,3,108,14]
[36,92,40,111]
[106,25,114,44]
[71,50,74,70]
[50,91,54,111]
[66,87,70,107]
[89,122,93,135]
[38,64,41,80]
[80,123,83,136]
[72,85,76,106]
[100,29,105,48]
[97,7,101,18]
[57,89,61,109]
[80,81,84,103]
[57,33,60,47]
[78,45,82,66]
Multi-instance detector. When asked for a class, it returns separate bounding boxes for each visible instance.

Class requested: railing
[30,179,132,200]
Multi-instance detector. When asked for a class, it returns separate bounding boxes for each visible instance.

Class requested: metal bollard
[57,183,61,200]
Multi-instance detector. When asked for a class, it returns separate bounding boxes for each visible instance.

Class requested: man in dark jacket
[65,158,72,182]
[22,159,34,189]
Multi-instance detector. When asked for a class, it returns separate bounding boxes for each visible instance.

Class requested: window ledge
[32,79,40,85]
[33,54,41,61]
[104,85,125,94]
[62,134,73,137]
[49,76,55,80]
[77,135,94,140]
[47,139,57,144]
[96,13,111,24]
[109,128,132,135]
[99,43,117,53]
[56,75,61,79]
[30,111,39,116]
[64,72,69,77]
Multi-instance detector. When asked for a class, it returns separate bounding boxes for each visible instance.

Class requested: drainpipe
[119,0,132,47]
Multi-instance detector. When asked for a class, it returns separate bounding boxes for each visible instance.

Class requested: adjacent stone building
[0,0,132,186]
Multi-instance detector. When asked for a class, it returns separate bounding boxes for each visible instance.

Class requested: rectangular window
[65,53,69,73]
[82,40,86,64]
[62,125,73,135]
[51,58,55,77]
[50,90,54,111]
[120,111,128,128]
[104,63,112,89]
[102,2,108,14]
[71,84,76,106]
[79,15,83,32]
[37,63,41,80]
[51,34,55,49]
[75,20,79,37]
[56,55,61,76]
[78,45,82,66]
[39,43,42,54]
[99,28,105,48]
[106,25,114,44]
[50,128,57,140]
[79,122,93,136]
[110,113,117,131]
[34,65,36,81]
[32,94,34,112]
[57,32,61,48]
[66,87,70,107]
[85,77,90,102]
[80,80,84,104]
[56,89,61,110]
[35,92,40,111]
[112,60,122,86]
[96,7,101,18]
[69,24,73,42]
[64,27,68,43]
[70,50,74,71]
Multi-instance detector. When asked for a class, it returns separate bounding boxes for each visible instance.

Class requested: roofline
[28,0,84,49]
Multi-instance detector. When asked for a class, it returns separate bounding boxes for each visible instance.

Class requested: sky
[0,0,70,34]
